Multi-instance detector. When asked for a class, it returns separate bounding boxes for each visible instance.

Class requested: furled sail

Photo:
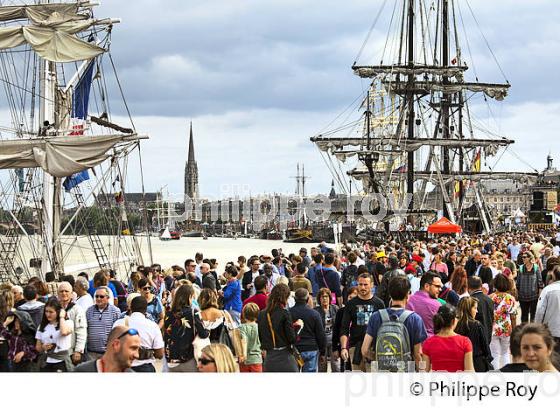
[0,3,85,23]
[353,65,467,80]
[0,134,138,177]
[383,80,510,101]
[311,136,513,153]
[0,4,105,62]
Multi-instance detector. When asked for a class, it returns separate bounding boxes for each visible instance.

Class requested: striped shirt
[85,304,121,353]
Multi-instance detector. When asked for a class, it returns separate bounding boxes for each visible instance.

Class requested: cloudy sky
[91,0,558,197]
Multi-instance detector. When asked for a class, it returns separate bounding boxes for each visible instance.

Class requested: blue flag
[72,60,95,120]
[64,60,95,191]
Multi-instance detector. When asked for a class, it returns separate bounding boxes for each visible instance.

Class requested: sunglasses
[142,286,151,291]
[95,295,107,299]
[117,328,139,340]
[198,357,215,366]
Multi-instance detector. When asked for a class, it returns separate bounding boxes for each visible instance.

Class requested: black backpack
[342,265,359,289]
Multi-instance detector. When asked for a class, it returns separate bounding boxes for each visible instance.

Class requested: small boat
[160,227,172,241]
[283,228,314,243]
[170,230,181,240]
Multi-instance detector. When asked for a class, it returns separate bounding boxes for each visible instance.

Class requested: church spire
[188,121,195,163]
[329,179,336,199]
[184,122,199,200]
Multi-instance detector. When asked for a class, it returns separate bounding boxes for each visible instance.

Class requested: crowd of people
[1,231,560,373]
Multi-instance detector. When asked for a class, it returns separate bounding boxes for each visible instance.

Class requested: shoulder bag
[219,310,243,358]
[266,311,304,369]
[320,269,337,305]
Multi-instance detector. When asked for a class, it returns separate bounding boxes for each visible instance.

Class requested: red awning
[427,217,462,234]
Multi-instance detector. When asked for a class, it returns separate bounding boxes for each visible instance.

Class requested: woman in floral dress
[489,274,518,369]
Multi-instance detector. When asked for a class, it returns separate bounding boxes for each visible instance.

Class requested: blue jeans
[300,350,319,373]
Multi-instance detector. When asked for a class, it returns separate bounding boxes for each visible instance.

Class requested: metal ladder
[73,187,112,270]
[0,170,37,284]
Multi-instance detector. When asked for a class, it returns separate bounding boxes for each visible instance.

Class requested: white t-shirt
[36,322,74,363]
[113,312,164,367]
[76,293,94,311]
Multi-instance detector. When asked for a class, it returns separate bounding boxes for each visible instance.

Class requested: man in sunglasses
[405,272,443,337]
[85,286,121,360]
[75,326,140,372]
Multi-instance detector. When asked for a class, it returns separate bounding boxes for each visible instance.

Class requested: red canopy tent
[427,217,462,234]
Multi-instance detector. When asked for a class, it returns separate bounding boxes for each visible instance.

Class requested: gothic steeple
[329,180,336,199]
[184,122,199,200]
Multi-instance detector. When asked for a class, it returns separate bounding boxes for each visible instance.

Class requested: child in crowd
[239,303,262,372]
[0,311,38,372]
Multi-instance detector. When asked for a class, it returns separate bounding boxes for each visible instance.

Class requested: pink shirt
[406,290,442,337]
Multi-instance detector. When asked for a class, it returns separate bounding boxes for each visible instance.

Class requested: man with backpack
[316,253,342,307]
[361,276,427,371]
[517,252,543,322]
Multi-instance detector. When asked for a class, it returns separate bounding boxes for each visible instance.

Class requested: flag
[63,60,95,191]
[472,149,481,173]
[115,191,124,204]
[454,180,462,198]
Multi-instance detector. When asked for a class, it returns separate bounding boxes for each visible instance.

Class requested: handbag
[266,312,304,369]
[219,310,243,358]
[319,269,337,305]
[192,310,210,360]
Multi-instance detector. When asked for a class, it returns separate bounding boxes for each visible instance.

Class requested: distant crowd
[1,230,560,373]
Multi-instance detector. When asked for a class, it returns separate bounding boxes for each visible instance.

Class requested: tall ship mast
[311,0,537,233]
[0,1,150,284]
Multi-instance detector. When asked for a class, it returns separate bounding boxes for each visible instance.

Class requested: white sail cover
[0,4,104,62]
[0,3,85,23]
[0,134,131,177]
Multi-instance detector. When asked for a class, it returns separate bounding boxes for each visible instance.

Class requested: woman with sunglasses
[138,278,164,329]
[197,343,238,372]
[35,297,74,372]
[164,284,209,372]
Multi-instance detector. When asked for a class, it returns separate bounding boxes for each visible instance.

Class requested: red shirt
[422,334,472,372]
[243,292,268,310]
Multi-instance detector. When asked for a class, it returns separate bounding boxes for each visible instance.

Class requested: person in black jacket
[478,254,494,293]
[468,276,494,344]
[241,260,262,301]
[163,283,209,372]
[257,284,300,372]
[465,251,482,277]
[455,296,493,372]
[290,288,326,372]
